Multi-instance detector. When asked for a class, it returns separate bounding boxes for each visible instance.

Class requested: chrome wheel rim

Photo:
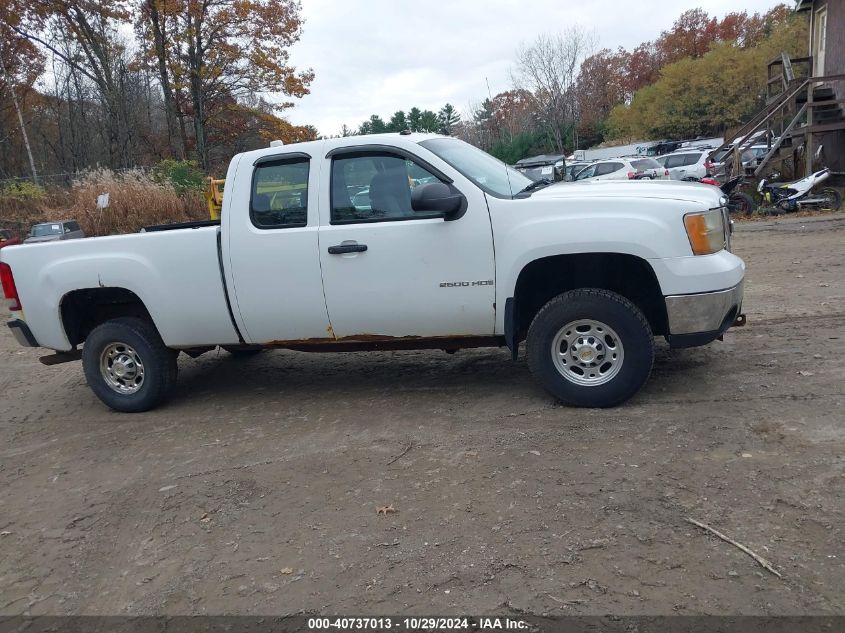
[551,319,624,386]
[100,342,145,394]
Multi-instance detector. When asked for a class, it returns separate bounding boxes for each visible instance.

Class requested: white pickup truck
[0,133,745,412]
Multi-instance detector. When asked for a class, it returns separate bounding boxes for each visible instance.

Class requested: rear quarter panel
[0,227,239,350]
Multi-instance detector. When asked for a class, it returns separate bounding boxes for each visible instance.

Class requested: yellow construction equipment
[205,177,308,220]
[205,178,226,220]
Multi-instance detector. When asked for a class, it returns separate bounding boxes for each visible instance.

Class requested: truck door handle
[328,243,368,254]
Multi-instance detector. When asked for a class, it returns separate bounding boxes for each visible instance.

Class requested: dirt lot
[1,213,843,616]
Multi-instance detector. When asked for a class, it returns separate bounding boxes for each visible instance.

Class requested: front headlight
[684,209,725,255]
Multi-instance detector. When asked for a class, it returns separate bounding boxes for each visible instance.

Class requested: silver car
[24,220,85,244]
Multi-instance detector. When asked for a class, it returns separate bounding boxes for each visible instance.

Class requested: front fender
[488,196,701,334]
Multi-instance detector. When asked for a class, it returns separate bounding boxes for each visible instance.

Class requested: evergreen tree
[388,110,408,132]
[418,110,439,132]
[359,114,387,135]
[438,103,460,135]
[408,107,422,132]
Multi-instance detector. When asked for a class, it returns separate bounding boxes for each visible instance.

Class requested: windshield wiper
[516,178,553,196]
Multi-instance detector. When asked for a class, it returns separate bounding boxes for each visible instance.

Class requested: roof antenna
[270,140,285,147]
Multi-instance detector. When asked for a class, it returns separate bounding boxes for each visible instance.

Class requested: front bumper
[664,281,744,349]
[7,319,39,347]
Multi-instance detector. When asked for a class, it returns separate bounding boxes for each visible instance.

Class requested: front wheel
[526,289,654,408]
[82,317,177,412]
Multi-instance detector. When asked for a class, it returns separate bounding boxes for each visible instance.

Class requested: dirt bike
[699,175,757,216]
[757,168,841,213]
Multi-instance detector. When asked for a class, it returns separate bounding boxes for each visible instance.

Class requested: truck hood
[529,179,724,208]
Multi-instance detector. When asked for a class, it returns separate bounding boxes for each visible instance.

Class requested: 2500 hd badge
[440,280,494,287]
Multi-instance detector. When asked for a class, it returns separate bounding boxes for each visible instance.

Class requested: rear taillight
[627,171,636,179]
[664,169,670,176]
[0,262,21,311]
[704,160,713,175]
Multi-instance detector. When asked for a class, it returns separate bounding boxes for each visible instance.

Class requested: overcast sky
[284,0,785,136]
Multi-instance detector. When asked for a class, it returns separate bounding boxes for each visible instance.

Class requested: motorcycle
[699,175,757,216]
[757,168,842,213]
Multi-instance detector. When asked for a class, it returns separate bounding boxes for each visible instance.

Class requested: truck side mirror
[411,182,466,221]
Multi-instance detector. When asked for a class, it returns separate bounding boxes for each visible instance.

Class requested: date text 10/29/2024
[307,617,529,631]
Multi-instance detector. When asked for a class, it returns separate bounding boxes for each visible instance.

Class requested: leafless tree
[513,27,595,153]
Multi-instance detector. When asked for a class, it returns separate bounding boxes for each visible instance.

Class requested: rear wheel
[819,187,841,211]
[729,192,756,216]
[82,317,177,413]
[526,289,654,408]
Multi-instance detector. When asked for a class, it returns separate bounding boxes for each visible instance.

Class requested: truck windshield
[32,224,62,236]
[419,138,532,198]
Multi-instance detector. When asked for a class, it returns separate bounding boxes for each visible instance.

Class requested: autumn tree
[576,47,627,142]
[7,0,147,168]
[656,9,718,65]
[513,28,594,153]
[607,12,807,140]
[0,10,43,180]
[135,0,313,168]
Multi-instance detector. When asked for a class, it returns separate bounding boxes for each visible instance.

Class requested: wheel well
[60,288,154,347]
[513,253,669,339]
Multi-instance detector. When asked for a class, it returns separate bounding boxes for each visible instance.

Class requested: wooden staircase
[711,53,845,179]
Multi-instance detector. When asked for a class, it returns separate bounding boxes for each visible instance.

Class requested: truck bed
[1,225,239,351]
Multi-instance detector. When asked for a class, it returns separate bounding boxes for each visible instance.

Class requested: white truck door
[223,150,333,343]
[317,148,495,338]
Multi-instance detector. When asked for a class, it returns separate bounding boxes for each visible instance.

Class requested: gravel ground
[0,213,843,616]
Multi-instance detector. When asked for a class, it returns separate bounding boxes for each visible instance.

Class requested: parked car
[740,145,772,169]
[24,220,85,244]
[1,133,744,412]
[565,161,594,181]
[573,157,668,181]
[659,150,713,181]
[515,153,566,182]
[0,229,21,249]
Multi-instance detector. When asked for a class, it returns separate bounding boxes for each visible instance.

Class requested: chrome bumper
[665,281,744,336]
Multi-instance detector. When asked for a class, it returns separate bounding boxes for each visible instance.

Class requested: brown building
[717,0,844,177]
[797,0,845,174]
[800,0,844,94]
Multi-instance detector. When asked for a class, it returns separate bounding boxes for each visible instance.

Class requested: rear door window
[664,155,686,169]
[575,165,597,180]
[682,153,703,166]
[250,158,310,229]
[595,162,623,176]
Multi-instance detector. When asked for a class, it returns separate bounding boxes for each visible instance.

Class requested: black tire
[222,345,264,357]
[526,289,654,408]
[777,198,795,212]
[82,317,177,413]
[819,188,841,212]
[729,192,756,216]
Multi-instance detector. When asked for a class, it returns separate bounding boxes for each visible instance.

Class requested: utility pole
[0,54,39,184]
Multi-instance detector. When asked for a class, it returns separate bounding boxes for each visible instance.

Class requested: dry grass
[0,169,207,237]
